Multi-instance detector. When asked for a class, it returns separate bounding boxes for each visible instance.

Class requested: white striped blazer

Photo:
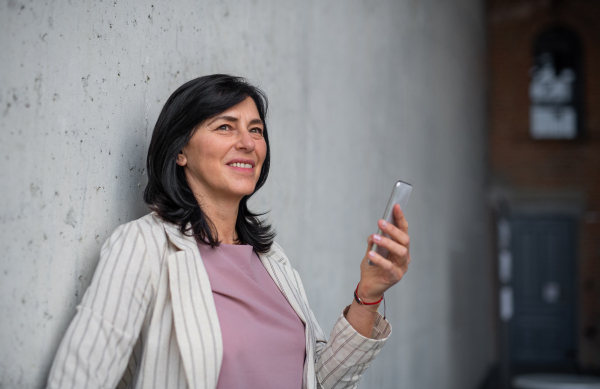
[47,212,391,389]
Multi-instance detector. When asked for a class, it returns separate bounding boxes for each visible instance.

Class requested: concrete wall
[0,0,492,388]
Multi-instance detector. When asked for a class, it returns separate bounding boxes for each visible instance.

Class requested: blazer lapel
[258,246,307,325]
[258,245,317,389]
[164,223,223,389]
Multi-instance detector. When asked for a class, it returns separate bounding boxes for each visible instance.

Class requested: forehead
[205,97,263,126]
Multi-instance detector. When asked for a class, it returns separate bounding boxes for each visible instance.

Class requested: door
[509,216,577,364]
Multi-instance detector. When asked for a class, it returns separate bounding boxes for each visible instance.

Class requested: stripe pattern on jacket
[47,212,392,389]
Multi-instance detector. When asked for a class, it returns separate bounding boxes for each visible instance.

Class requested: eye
[217,124,232,131]
[250,127,264,136]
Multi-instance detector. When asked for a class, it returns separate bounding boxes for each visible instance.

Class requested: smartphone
[369,180,412,265]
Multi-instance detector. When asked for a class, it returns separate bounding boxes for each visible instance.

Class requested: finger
[372,234,409,261]
[361,237,375,266]
[378,219,410,248]
[367,234,373,246]
[393,204,409,233]
[367,249,396,272]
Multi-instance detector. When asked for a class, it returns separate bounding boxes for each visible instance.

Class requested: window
[529,26,583,139]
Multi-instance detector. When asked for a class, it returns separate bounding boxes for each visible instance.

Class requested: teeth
[229,163,252,168]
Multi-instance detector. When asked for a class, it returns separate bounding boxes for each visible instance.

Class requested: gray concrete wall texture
[0,0,492,388]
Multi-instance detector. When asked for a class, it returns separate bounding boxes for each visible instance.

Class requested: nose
[235,128,255,152]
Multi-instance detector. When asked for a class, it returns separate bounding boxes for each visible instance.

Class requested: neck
[199,196,241,245]
[186,181,242,245]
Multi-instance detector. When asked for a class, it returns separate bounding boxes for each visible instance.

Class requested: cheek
[191,138,224,169]
[257,141,268,165]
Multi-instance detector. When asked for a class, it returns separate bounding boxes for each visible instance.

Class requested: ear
[176,150,187,167]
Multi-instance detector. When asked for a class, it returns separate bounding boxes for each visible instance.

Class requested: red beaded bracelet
[354,283,384,305]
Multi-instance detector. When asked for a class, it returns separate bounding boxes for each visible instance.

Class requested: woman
[47,75,411,389]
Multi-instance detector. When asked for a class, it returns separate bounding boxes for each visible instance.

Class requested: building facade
[488,0,600,373]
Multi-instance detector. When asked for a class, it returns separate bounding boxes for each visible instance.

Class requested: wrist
[355,283,383,305]
[351,298,379,313]
[358,282,383,304]
[353,282,387,320]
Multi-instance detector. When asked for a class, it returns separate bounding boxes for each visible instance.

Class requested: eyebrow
[206,115,264,127]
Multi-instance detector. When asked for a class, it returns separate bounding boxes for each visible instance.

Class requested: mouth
[226,159,255,172]
[227,162,254,169]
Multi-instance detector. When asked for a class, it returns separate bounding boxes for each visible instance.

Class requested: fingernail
[368,251,376,258]
[373,234,382,242]
[380,220,388,227]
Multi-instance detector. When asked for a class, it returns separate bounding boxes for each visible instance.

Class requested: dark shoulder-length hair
[144,74,275,253]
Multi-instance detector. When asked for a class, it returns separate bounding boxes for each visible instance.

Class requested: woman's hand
[358,204,410,303]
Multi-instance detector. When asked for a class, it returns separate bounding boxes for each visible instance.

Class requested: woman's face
[176,97,267,203]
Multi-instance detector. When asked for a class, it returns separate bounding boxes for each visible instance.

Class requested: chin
[228,184,257,198]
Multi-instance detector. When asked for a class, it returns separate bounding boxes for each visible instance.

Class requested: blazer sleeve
[290,268,392,389]
[47,221,154,389]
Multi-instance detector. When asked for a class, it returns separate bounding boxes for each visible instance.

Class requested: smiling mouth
[227,162,253,169]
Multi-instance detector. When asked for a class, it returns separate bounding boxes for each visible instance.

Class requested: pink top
[198,243,306,389]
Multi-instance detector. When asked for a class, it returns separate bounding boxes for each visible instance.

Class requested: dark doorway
[509,216,577,368]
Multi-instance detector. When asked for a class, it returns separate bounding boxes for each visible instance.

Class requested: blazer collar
[257,246,307,325]
[160,216,198,252]
[160,216,222,389]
